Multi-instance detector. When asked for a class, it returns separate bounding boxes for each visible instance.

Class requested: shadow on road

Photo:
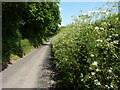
[37,41,65,90]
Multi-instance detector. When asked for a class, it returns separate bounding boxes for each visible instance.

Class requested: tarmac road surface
[0,38,56,89]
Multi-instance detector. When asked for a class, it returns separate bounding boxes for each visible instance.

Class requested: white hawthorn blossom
[100,27,104,30]
[96,68,99,72]
[108,23,111,26]
[95,27,99,30]
[97,82,101,85]
[115,34,118,36]
[112,34,118,37]
[91,72,95,75]
[106,12,110,15]
[110,85,114,88]
[110,67,113,70]
[81,73,83,77]
[107,76,110,79]
[116,18,119,21]
[109,28,115,31]
[90,54,94,57]
[81,79,83,81]
[92,61,98,66]
[105,85,108,87]
[89,67,92,70]
[96,39,103,42]
[105,85,110,89]
[108,69,112,73]
[94,79,98,82]
[88,76,91,78]
[102,22,107,26]
[113,40,118,44]
[107,38,111,41]
[109,35,112,38]
[94,79,101,85]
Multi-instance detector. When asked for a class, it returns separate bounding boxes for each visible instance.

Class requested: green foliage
[52,4,120,89]
[2,2,61,66]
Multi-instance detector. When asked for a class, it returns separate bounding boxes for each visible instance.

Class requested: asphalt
[0,38,56,89]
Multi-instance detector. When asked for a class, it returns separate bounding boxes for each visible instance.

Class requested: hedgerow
[52,2,120,89]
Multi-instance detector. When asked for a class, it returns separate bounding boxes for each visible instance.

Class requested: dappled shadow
[37,42,65,90]
[37,42,56,89]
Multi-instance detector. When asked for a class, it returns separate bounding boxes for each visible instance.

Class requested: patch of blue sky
[59,1,119,26]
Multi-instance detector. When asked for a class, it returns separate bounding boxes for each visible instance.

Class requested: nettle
[52,2,120,89]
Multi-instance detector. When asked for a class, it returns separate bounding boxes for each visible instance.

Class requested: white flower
[96,68,99,72]
[88,76,91,78]
[107,38,111,41]
[81,79,83,81]
[113,40,118,44]
[91,72,95,75]
[105,85,110,89]
[96,39,103,42]
[94,79,101,85]
[92,61,98,66]
[110,85,114,88]
[108,69,112,73]
[96,44,102,47]
[89,67,92,70]
[107,43,110,47]
[115,75,118,78]
[116,18,119,20]
[109,28,115,31]
[90,54,94,57]
[97,82,101,85]
[108,23,111,26]
[112,34,115,36]
[102,22,107,26]
[100,27,104,30]
[115,34,118,36]
[106,12,110,15]
[81,73,83,77]
[113,34,119,37]
[95,27,99,30]
[94,79,98,82]
[105,85,108,87]
[107,77,110,79]
[65,59,68,61]
[109,35,112,38]
[110,67,113,70]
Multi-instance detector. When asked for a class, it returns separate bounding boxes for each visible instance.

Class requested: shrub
[52,12,120,89]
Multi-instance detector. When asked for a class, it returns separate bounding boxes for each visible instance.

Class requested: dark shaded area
[47,44,67,90]
[35,40,66,90]
[37,41,55,88]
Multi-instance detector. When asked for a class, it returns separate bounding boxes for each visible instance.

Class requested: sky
[59,1,117,26]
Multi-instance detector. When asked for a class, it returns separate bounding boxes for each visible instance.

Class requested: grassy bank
[2,37,50,67]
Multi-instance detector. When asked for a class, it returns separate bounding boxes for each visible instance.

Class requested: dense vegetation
[2,2,61,67]
[52,2,120,89]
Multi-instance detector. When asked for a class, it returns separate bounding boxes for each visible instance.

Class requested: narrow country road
[0,38,56,89]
